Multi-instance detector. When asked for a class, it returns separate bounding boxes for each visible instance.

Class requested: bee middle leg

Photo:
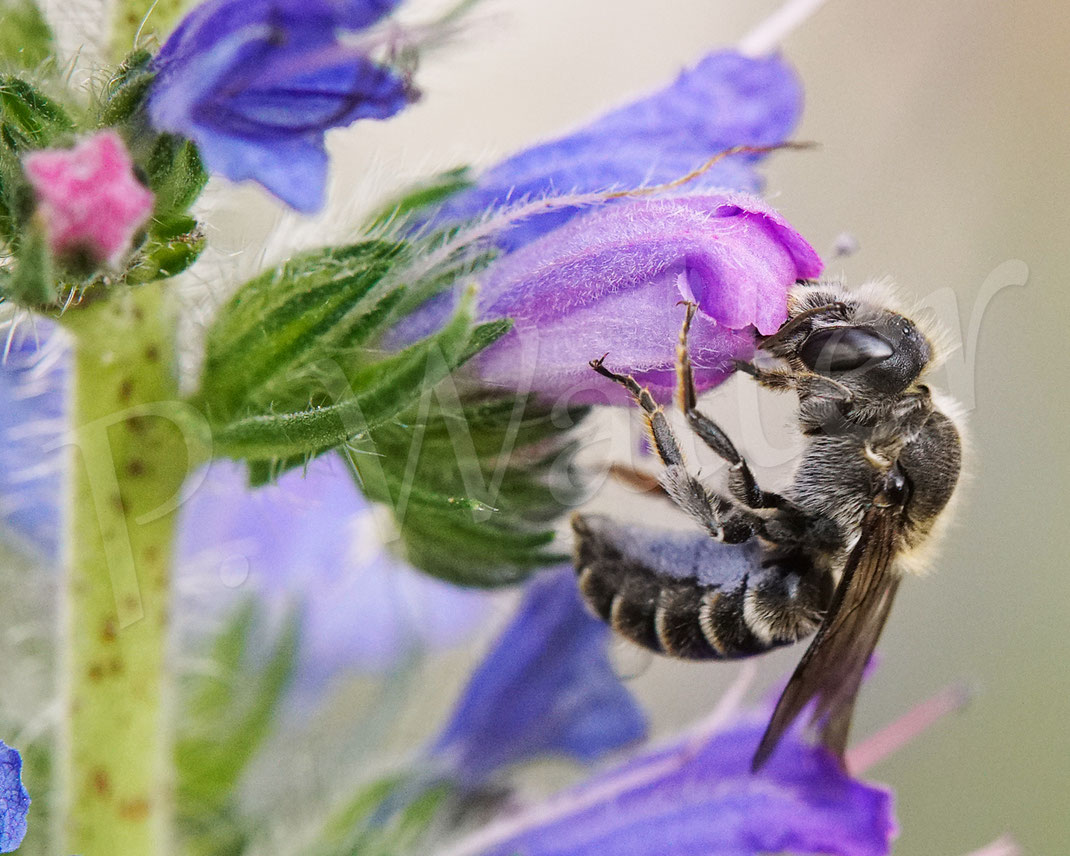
[589,356,759,544]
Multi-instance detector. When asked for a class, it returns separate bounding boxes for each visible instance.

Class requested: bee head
[761,283,934,395]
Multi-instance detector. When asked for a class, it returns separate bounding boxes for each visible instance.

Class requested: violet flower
[471,192,822,404]
[148,0,411,212]
[427,51,801,252]
[0,740,29,853]
[22,131,154,267]
[176,454,490,692]
[428,567,646,787]
[396,51,818,402]
[0,328,65,555]
[0,327,487,690]
[438,675,896,856]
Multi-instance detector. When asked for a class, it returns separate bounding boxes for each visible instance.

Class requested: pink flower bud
[22,131,154,267]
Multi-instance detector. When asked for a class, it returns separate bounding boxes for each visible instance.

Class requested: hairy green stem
[58,284,190,856]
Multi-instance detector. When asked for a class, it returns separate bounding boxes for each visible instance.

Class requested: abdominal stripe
[575,559,765,661]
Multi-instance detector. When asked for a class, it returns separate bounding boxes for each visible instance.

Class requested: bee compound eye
[798,326,894,374]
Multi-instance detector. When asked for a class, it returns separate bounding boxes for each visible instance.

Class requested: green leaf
[0,0,54,71]
[123,214,204,284]
[2,218,54,305]
[142,133,207,218]
[209,296,481,461]
[199,240,407,419]
[96,48,154,126]
[310,774,454,856]
[0,75,73,145]
[364,165,473,231]
[176,601,299,813]
[352,391,588,587]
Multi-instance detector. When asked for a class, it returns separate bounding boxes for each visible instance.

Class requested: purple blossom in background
[429,568,646,787]
[148,0,412,212]
[472,192,822,404]
[0,327,65,555]
[452,701,895,856]
[0,741,29,853]
[0,330,486,690]
[176,454,489,692]
[427,51,802,252]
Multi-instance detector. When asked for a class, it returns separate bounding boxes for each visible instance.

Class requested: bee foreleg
[590,356,685,468]
[677,304,789,511]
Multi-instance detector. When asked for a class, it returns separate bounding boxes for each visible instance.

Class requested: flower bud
[22,131,153,268]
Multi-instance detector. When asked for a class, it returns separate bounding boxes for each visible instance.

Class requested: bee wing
[751,506,902,771]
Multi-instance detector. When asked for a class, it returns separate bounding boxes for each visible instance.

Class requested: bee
[573,282,963,770]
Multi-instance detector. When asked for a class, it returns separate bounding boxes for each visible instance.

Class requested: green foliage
[0,75,73,247]
[0,75,73,146]
[199,241,407,420]
[199,237,520,472]
[96,49,154,126]
[0,0,54,72]
[209,298,497,462]
[141,132,207,219]
[310,775,454,856]
[352,391,589,587]
[176,601,298,854]
[123,213,204,284]
[365,166,473,232]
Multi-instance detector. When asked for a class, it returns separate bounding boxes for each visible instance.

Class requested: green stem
[58,284,190,856]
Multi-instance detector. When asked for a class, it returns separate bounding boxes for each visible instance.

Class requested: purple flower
[148,0,411,212]
[470,192,822,404]
[176,454,490,692]
[0,326,65,556]
[0,328,487,689]
[427,51,801,252]
[429,568,646,786]
[394,50,817,400]
[443,687,895,856]
[0,741,30,853]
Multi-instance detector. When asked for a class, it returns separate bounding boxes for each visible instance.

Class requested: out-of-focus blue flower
[0,327,66,556]
[457,703,895,856]
[148,0,412,212]
[176,454,490,692]
[428,567,646,787]
[425,51,801,252]
[0,740,30,853]
[0,329,487,691]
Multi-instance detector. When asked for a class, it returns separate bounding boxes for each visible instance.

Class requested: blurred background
[28,0,1070,853]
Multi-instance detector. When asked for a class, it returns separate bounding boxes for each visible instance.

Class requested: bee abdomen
[576,561,765,660]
